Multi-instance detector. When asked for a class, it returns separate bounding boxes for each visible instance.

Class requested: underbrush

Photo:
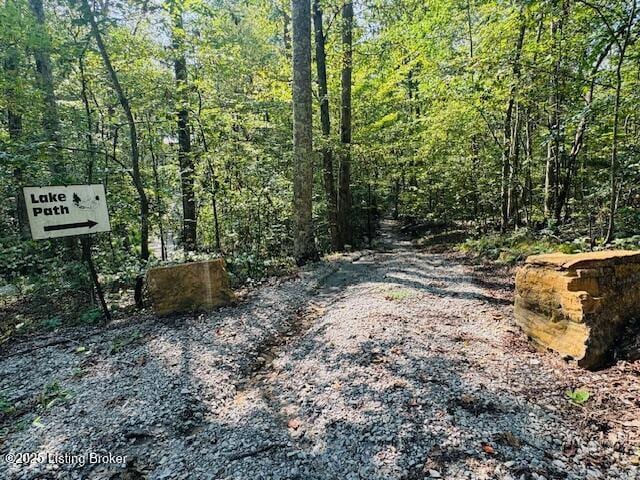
[459,228,640,265]
[1,248,298,342]
[144,250,297,288]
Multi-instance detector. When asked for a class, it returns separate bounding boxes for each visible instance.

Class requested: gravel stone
[1,221,638,479]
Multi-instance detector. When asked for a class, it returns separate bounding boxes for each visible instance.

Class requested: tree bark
[338,1,353,245]
[291,0,318,264]
[500,20,525,232]
[313,0,340,250]
[171,2,197,252]
[81,0,149,307]
[507,102,520,225]
[4,42,30,239]
[544,9,567,226]
[604,43,627,243]
[28,0,65,180]
[147,118,167,261]
[555,40,613,222]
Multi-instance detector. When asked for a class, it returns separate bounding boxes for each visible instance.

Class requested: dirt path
[1,221,639,480]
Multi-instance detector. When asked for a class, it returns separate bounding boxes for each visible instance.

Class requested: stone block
[514,250,640,369]
[147,259,235,316]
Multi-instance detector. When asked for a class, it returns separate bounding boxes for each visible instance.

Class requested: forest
[2,1,640,479]
[1,0,639,325]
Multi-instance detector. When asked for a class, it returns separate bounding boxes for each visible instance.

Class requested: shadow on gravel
[240,332,567,479]
[1,235,570,480]
[0,277,332,479]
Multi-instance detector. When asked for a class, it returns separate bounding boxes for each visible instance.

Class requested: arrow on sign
[44,220,98,232]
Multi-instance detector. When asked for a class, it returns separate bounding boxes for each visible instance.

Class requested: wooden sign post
[23,184,112,322]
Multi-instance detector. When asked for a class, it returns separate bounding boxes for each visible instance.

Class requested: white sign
[23,184,111,240]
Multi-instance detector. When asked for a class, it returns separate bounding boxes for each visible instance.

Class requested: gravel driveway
[1,221,639,480]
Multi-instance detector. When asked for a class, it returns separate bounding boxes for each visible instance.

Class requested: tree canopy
[1,0,639,325]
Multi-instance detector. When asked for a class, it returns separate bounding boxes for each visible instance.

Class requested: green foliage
[612,236,640,250]
[565,389,590,406]
[79,307,102,324]
[42,316,62,330]
[1,0,640,332]
[459,229,584,264]
[109,330,141,354]
[0,394,15,415]
[37,381,72,410]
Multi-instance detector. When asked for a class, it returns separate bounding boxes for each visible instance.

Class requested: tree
[313,0,340,250]
[500,13,525,232]
[3,11,30,238]
[338,0,353,246]
[585,0,639,243]
[81,0,150,307]
[169,0,197,252]
[291,0,318,264]
[28,0,65,180]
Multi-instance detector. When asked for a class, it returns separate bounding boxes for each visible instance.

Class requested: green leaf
[565,389,590,405]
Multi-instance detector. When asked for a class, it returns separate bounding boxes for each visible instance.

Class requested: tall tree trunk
[466,0,481,223]
[28,0,65,180]
[577,0,637,242]
[147,118,167,261]
[170,2,197,252]
[507,102,520,225]
[500,101,513,232]
[312,0,340,250]
[291,0,318,264]
[207,160,222,252]
[338,1,353,245]
[4,41,30,238]
[604,44,628,243]
[555,40,613,222]
[81,0,149,307]
[194,88,222,252]
[523,108,534,226]
[79,57,97,182]
[79,56,110,322]
[501,20,525,232]
[604,0,638,243]
[544,9,567,226]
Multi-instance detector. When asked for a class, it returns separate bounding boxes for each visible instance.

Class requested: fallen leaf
[287,418,301,430]
[481,443,495,454]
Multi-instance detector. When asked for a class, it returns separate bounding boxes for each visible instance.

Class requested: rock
[514,250,640,369]
[0,284,19,298]
[146,259,236,316]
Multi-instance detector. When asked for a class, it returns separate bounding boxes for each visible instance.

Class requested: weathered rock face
[147,259,235,316]
[514,250,640,369]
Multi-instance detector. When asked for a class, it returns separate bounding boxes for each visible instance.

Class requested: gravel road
[1,221,639,480]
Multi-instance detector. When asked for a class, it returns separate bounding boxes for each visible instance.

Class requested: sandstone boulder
[147,259,235,316]
[514,250,640,369]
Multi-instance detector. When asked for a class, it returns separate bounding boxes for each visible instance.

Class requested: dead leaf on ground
[481,443,495,454]
[287,418,301,430]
